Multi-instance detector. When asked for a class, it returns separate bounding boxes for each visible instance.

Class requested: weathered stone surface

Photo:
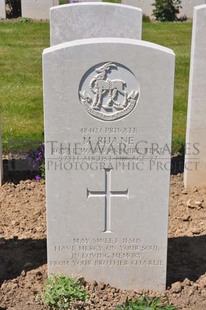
[67,0,101,2]
[184,5,206,188]
[43,38,175,291]
[122,0,206,19]
[122,0,154,17]
[21,0,59,20]
[50,3,142,46]
[179,0,206,19]
[0,0,6,19]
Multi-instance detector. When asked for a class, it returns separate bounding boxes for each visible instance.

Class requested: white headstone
[184,5,206,188]
[66,0,101,3]
[21,0,59,20]
[179,0,206,19]
[50,3,142,46]
[43,37,175,291]
[122,0,206,19]
[0,0,6,19]
[122,0,154,17]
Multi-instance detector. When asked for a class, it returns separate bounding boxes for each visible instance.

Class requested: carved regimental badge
[79,62,140,121]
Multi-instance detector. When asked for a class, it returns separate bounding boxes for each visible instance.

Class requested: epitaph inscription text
[50,237,164,268]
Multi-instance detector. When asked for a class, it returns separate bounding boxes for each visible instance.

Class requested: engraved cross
[87,168,129,233]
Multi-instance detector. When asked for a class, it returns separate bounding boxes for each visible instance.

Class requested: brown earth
[0,164,206,309]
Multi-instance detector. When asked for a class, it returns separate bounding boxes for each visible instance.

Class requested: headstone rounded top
[45,37,175,58]
[50,2,142,13]
[50,2,143,45]
[194,4,206,11]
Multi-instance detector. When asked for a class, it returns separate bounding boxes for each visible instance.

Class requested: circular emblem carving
[79,62,140,121]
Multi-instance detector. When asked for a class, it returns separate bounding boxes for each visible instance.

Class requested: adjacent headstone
[178,0,206,19]
[50,3,142,46]
[122,0,154,17]
[66,0,101,3]
[43,37,175,291]
[184,5,206,188]
[122,0,206,19]
[21,0,59,20]
[0,0,6,19]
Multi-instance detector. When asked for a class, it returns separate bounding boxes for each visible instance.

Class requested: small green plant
[41,275,89,309]
[115,296,176,310]
[59,0,68,4]
[152,0,182,22]
[16,17,32,23]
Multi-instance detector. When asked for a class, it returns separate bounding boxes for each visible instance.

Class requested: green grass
[0,20,192,153]
[0,20,49,151]
[142,22,192,152]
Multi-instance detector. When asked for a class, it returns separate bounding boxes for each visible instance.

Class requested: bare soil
[1,167,206,309]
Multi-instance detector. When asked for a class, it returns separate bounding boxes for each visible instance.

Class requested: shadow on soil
[167,234,206,286]
[0,235,206,286]
[171,155,184,175]
[0,238,47,285]
[3,159,39,184]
